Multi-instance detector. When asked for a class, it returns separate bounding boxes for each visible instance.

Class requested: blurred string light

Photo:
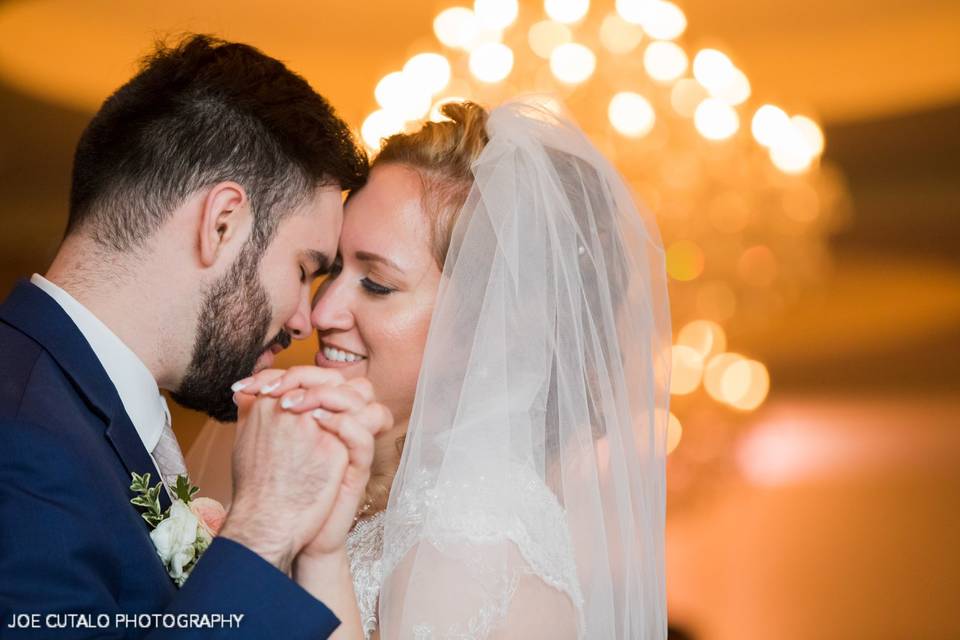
[474,0,519,30]
[545,0,590,24]
[600,13,644,54]
[550,42,596,84]
[609,91,656,137]
[644,41,687,83]
[469,42,515,83]
[528,20,572,58]
[361,0,847,460]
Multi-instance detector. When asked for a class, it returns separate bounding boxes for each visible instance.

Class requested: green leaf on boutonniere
[172,474,200,504]
[129,472,166,528]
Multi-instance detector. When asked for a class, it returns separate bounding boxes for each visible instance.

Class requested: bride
[190,99,671,639]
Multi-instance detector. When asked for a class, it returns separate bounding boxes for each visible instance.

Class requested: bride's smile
[316,341,367,367]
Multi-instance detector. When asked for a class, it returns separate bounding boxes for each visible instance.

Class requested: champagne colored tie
[151,405,187,489]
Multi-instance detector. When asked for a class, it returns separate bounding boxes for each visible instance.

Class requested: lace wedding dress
[346,464,585,640]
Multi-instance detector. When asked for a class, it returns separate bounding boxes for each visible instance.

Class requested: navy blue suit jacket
[0,280,340,638]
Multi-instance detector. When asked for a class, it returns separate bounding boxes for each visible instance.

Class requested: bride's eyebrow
[355,250,405,274]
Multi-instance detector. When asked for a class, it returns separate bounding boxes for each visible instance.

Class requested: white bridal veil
[377,100,671,639]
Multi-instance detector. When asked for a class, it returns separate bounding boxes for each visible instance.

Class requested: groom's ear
[198,181,251,268]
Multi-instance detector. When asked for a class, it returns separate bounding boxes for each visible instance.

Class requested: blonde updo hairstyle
[360,101,490,515]
[372,101,490,268]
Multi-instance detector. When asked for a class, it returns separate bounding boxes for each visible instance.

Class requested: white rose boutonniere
[130,473,227,587]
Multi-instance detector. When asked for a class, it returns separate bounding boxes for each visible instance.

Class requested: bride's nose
[310,278,353,331]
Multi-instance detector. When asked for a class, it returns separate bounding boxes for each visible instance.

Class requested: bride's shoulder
[392,459,582,601]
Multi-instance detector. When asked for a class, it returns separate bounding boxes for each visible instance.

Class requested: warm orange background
[1,2,957,638]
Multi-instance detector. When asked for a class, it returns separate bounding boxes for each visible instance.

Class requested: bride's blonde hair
[360,101,490,515]
[374,101,489,267]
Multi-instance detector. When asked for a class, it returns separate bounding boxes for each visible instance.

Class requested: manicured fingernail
[231,379,251,392]
[232,393,239,405]
[281,392,304,409]
[312,408,332,421]
[260,382,280,395]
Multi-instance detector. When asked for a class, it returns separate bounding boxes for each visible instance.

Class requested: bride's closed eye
[325,255,395,296]
[361,277,394,296]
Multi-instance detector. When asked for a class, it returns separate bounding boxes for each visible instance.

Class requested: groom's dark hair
[66,34,368,252]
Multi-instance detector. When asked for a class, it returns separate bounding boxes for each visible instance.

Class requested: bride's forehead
[342,165,429,241]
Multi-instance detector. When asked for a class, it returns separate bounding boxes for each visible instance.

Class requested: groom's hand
[219,387,349,574]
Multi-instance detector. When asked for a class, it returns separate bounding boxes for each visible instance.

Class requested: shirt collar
[30,274,168,452]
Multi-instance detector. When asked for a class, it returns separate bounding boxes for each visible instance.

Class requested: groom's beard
[170,242,288,422]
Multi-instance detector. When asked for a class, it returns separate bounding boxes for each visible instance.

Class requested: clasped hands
[218,366,392,575]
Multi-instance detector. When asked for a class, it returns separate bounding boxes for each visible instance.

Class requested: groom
[0,35,388,638]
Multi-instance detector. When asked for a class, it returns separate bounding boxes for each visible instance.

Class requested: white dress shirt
[30,274,176,481]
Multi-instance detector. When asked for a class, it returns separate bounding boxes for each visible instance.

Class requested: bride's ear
[198,181,251,268]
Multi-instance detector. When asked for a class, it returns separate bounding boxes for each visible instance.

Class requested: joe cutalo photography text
[4,612,245,630]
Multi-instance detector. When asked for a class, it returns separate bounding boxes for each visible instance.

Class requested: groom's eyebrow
[356,251,404,274]
[303,250,332,276]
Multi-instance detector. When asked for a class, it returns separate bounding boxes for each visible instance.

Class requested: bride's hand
[232,367,393,555]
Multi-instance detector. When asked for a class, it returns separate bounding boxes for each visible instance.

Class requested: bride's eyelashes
[360,277,394,296]
[325,255,394,296]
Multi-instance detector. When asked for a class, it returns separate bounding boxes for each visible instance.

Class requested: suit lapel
[0,279,171,511]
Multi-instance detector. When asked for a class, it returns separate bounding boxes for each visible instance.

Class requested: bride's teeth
[323,346,363,363]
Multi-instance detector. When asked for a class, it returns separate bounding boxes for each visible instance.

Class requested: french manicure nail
[230,379,251,392]
[281,392,305,409]
[260,382,280,395]
[312,408,332,421]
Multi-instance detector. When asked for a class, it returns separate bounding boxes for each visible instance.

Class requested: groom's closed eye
[301,250,333,281]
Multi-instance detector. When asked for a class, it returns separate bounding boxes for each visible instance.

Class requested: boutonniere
[130,472,226,586]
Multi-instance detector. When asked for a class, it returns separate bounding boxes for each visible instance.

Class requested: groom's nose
[284,292,313,340]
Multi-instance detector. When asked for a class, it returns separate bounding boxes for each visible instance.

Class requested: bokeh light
[666,413,683,454]
[770,123,816,173]
[469,42,515,83]
[599,13,644,54]
[375,71,431,120]
[693,48,735,95]
[724,359,770,411]
[474,0,519,30]
[694,98,740,140]
[667,240,706,281]
[677,319,728,360]
[671,345,705,395]
[641,1,687,40]
[545,0,590,24]
[703,352,745,403]
[528,20,572,59]
[751,104,790,147]
[434,7,480,50]
[644,40,688,83]
[791,115,825,155]
[550,42,596,84]
[361,109,405,149]
[713,67,751,105]
[403,53,452,96]
[615,0,650,25]
[609,91,656,138]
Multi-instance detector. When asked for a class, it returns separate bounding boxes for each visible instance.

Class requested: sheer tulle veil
[377,98,671,639]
